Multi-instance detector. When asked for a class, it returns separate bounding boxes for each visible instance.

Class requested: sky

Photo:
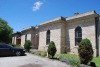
[0,0,100,32]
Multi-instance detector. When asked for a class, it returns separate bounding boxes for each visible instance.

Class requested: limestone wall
[12,37,14,44]
[38,22,62,53]
[31,29,39,49]
[21,28,39,49]
[66,17,96,55]
[12,37,16,44]
[98,17,100,56]
[27,34,31,41]
[21,29,33,47]
[60,23,66,53]
[21,35,25,46]
[12,34,20,45]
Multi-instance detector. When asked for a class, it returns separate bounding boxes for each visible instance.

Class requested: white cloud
[32,1,43,11]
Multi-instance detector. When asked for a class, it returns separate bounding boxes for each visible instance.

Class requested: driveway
[0,53,70,67]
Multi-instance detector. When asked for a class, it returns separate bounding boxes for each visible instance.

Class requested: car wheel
[16,51,21,56]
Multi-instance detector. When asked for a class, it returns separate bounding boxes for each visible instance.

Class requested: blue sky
[0,0,100,32]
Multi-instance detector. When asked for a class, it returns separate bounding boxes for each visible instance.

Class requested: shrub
[47,41,57,58]
[24,40,32,52]
[35,51,47,57]
[78,38,93,64]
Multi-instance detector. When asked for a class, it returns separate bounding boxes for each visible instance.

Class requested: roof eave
[39,17,66,26]
[66,11,99,21]
[21,26,35,32]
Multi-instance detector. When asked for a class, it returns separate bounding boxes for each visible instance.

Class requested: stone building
[12,10,100,56]
[12,32,21,45]
[12,26,39,49]
[21,26,39,49]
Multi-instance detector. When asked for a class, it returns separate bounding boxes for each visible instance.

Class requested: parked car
[0,44,26,56]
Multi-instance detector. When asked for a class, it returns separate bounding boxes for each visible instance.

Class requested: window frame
[46,30,50,45]
[75,26,82,46]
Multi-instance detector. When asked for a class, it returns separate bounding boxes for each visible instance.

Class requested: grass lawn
[55,54,100,67]
[55,54,80,67]
[92,57,100,67]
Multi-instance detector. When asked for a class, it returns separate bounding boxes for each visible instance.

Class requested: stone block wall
[21,28,39,49]
[12,37,16,44]
[21,31,33,47]
[98,17,100,56]
[38,22,62,53]
[31,29,39,49]
[21,35,25,46]
[60,23,67,53]
[66,17,96,56]
[12,34,21,45]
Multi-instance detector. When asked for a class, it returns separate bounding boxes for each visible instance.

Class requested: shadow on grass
[49,57,59,60]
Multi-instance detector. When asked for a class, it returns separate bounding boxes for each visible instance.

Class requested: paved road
[0,53,70,67]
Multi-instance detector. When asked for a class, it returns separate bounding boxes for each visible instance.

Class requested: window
[46,30,50,45]
[75,26,82,46]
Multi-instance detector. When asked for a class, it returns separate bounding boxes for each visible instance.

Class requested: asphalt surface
[0,53,70,67]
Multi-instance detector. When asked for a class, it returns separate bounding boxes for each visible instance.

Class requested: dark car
[0,44,26,56]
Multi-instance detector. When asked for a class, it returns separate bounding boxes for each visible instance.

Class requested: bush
[78,38,93,64]
[35,51,47,57]
[24,40,32,52]
[47,41,57,58]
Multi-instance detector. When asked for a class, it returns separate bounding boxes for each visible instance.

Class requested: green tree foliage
[0,18,13,43]
[47,41,57,58]
[78,38,93,64]
[24,40,32,52]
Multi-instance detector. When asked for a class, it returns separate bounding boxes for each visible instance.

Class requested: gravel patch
[0,53,71,67]
[19,63,43,67]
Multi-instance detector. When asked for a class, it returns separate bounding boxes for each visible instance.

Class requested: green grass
[55,54,80,67]
[55,54,100,67]
[35,51,47,57]
[55,54,79,60]
[92,57,100,67]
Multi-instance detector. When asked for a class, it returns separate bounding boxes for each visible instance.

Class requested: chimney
[74,12,79,16]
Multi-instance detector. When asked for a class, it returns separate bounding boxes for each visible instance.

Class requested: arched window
[75,26,82,46]
[46,30,50,45]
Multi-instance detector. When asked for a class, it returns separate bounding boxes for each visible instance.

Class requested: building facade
[12,32,21,45]
[12,26,39,49]
[21,26,39,49]
[12,11,100,56]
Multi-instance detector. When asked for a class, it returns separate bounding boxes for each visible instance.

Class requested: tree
[0,18,13,43]
[78,38,93,64]
[24,40,32,52]
[47,41,57,58]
